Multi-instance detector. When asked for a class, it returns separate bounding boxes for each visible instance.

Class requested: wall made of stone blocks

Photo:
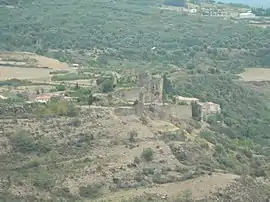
[114,106,135,116]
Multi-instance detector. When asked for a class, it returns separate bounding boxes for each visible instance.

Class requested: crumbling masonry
[137,72,163,103]
[192,101,221,122]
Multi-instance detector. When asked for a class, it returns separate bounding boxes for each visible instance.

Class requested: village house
[0,95,8,100]
[34,95,52,103]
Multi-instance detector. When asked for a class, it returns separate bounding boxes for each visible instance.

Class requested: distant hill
[218,0,270,7]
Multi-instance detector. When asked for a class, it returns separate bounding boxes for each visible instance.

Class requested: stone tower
[150,75,163,103]
[137,72,163,103]
[135,87,145,116]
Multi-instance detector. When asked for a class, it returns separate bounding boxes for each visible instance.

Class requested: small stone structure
[192,101,221,122]
[134,88,145,116]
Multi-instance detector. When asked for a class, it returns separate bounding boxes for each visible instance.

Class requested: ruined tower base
[135,101,144,116]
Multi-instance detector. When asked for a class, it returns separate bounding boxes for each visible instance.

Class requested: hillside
[0,0,270,201]
[0,0,270,73]
[218,0,270,7]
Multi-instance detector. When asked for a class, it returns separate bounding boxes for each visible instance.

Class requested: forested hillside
[0,0,270,72]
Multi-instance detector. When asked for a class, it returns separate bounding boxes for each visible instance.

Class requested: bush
[36,100,78,117]
[200,130,216,145]
[32,168,54,190]
[134,156,141,165]
[10,130,53,154]
[10,130,36,153]
[175,151,188,162]
[79,184,103,199]
[55,84,66,91]
[140,116,148,125]
[141,148,154,162]
[128,130,138,142]
[100,79,114,93]
[142,167,155,175]
[37,136,53,153]
[69,118,81,127]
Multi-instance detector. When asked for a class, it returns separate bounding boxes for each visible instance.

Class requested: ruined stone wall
[191,101,221,122]
[114,106,135,116]
[115,87,141,102]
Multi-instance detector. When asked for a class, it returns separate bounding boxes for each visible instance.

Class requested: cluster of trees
[163,0,187,7]
[0,0,270,72]
[174,74,270,140]
[252,7,270,16]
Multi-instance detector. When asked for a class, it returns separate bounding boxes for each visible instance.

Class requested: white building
[0,95,8,100]
[174,96,199,105]
[34,95,52,103]
[239,11,256,19]
[189,8,197,14]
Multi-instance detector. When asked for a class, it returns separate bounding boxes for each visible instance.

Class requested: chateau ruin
[192,101,221,122]
[137,72,163,104]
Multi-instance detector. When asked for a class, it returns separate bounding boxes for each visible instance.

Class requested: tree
[100,79,114,93]
[141,148,154,162]
[88,93,94,107]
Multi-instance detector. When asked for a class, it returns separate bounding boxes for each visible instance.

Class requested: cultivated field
[239,68,270,81]
[0,52,70,69]
[0,52,71,82]
[0,66,52,81]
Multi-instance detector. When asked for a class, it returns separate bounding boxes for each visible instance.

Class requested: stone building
[192,101,221,122]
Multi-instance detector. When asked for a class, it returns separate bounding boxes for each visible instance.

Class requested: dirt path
[92,173,239,202]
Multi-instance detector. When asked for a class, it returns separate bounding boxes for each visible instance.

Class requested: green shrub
[37,136,53,153]
[51,73,91,81]
[100,79,114,93]
[10,130,36,153]
[200,130,216,145]
[32,168,54,190]
[10,130,53,154]
[69,118,81,127]
[142,167,155,175]
[55,84,66,91]
[79,184,103,199]
[141,148,154,162]
[128,130,138,142]
[36,100,78,117]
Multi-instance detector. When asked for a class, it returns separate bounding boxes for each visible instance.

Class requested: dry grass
[93,173,239,202]
[0,66,52,81]
[239,68,270,81]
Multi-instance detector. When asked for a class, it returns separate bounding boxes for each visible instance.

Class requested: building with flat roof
[174,96,199,105]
